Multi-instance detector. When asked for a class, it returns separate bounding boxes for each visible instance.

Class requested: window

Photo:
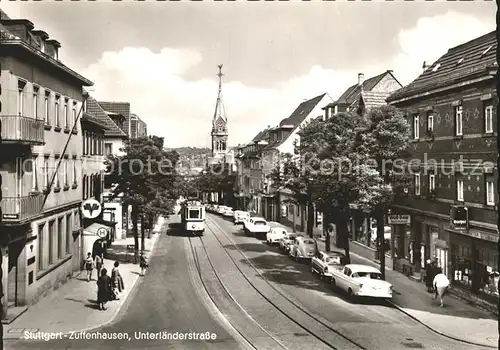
[456,180,464,201]
[64,99,68,129]
[83,131,87,155]
[55,96,60,127]
[58,217,64,259]
[414,173,421,196]
[33,86,39,120]
[72,102,77,130]
[44,91,50,125]
[55,159,60,188]
[485,104,493,133]
[31,157,38,192]
[40,40,45,53]
[18,81,25,116]
[429,174,435,192]
[427,113,434,132]
[38,223,45,271]
[413,115,419,139]
[455,106,463,136]
[66,214,72,254]
[72,159,77,185]
[64,159,68,186]
[48,220,55,265]
[82,175,87,200]
[43,158,49,189]
[486,181,495,206]
[105,143,113,155]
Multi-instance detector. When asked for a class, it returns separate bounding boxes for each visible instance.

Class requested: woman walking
[139,253,148,276]
[84,252,94,281]
[111,261,125,295]
[96,268,113,310]
[432,268,450,307]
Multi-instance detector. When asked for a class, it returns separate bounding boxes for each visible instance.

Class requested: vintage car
[279,232,304,252]
[233,211,250,224]
[289,237,317,260]
[330,264,393,299]
[222,207,234,217]
[311,251,347,279]
[243,218,270,238]
[266,227,288,245]
[216,206,228,214]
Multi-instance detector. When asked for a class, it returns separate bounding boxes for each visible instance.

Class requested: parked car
[216,206,228,214]
[233,210,250,224]
[223,207,234,217]
[289,236,317,261]
[330,264,393,299]
[279,232,304,253]
[311,251,347,279]
[243,218,270,238]
[266,227,288,245]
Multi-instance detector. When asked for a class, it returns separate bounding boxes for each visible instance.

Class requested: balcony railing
[1,193,44,223]
[0,115,45,145]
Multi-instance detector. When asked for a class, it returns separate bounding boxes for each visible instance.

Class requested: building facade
[0,11,92,315]
[86,98,131,241]
[387,31,498,308]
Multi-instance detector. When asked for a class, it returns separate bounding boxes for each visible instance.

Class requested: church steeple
[211,64,228,159]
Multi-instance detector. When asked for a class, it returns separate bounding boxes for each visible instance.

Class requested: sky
[0,2,495,148]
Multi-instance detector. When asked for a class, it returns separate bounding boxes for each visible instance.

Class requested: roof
[97,101,131,135]
[86,97,128,137]
[0,10,93,86]
[264,93,326,150]
[358,91,392,109]
[325,71,398,109]
[345,264,381,273]
[81,112,109,130]
[388,30,496,102]
[252,127,272,143]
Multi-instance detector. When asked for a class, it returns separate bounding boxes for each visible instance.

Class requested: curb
[387,300,496,349]
[61,228,162,337]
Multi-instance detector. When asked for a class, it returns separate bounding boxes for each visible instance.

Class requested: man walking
[432,268,450,307]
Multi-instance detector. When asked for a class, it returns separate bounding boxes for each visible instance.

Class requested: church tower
[211,64,228,161]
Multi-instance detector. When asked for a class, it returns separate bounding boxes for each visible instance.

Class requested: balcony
[0,115,45,145]
[1,193,44,224]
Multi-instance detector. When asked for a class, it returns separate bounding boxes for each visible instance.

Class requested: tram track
[202,216,366,350]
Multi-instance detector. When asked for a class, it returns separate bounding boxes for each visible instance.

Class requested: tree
[353,105,410,278]
[105,136,180,262]
[193,163,236,206]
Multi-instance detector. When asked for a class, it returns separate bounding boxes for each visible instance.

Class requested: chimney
[358,73,364,86]
[422,61,432,72]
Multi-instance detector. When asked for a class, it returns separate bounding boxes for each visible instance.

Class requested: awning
[83,222,113,238]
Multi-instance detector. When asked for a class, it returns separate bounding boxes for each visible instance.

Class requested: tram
[181,201,206,236]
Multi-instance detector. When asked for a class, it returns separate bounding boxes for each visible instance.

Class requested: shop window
[451,243,472,288]
[414,173,420,196]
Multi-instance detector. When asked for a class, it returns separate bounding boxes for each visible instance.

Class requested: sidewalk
[268,221,497,349]
[3,219,164,340]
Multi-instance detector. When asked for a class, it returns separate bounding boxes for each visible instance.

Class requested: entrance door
[436,247,448,277]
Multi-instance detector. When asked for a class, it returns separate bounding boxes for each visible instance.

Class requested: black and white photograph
[0,1,498,349]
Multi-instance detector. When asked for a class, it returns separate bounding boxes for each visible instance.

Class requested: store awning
[83,222,113,238]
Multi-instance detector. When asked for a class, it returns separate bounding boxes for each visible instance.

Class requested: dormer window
[40,40,45,53]
[431,63,440,72]
[54,50,58,60]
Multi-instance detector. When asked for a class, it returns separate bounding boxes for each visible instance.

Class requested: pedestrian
[139,253,148,276]
[84,252,94,281]
[424,259,433,293]
[432,268,450,307]
[96,268,113,310]
[95,254,103,278]
[111,261,125,295]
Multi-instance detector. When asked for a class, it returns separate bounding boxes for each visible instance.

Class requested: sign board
[97,227,108,238]
[450,205,468,230]
[81,199,102,219]
[388,215,411,225]
[2,214,19,220]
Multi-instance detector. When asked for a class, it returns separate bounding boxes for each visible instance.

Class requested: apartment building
[0,11,92,316]
[85,98,130,241]
[387,31,497,310]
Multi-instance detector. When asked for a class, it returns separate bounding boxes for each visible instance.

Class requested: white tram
[181,201,206,236]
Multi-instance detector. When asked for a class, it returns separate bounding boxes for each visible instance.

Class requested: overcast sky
[1,2,495,148]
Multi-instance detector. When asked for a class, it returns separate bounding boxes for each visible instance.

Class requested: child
[139,253,148,276]
[84,252,94,281]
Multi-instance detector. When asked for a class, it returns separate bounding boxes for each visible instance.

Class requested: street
[5,214,495,350]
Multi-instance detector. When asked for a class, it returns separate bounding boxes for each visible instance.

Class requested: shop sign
[388,215,411,224]
[463,230,498,243]
[450,205,468,230]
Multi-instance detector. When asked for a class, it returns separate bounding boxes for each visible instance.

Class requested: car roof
[345,264,381,273]
[323,251,345,257]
